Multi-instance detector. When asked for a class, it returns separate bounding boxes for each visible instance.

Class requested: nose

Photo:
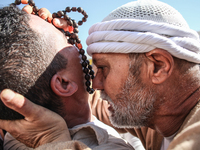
[92,75,104,90]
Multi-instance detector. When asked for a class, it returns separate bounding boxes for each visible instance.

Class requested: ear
[51,73,78,97]
[145,49,174,84]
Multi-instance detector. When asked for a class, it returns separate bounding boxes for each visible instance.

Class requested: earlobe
[51,73,78,97]
[145,49,174,84]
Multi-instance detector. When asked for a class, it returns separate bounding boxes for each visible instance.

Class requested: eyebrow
[93,57,107,65]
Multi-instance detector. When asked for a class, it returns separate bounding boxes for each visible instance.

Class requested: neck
[150,65,200,137]
[61,97,92,128]
[152,86,200,137]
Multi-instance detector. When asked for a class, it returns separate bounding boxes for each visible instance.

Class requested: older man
[0,4,133,150]
[1,0,200,150]
[87,0,200,150]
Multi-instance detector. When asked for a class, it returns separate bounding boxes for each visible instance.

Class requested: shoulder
[168,102,200,150]
[168,121,200,150]
[70,118,134,149]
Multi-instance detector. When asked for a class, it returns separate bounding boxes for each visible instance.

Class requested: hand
[22,5,52,22]
[22,5,70,32]
[0,89,71,148]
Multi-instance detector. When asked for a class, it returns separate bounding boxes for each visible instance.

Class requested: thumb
[38,8,52,22]
[0,89,43,121]
[0,89,25,110]
[53,18,70,32]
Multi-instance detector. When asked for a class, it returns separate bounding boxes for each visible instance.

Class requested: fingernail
[54,18,61,26]
[40,13,46,19]
[1,89,15,102]
[40,12,44,17]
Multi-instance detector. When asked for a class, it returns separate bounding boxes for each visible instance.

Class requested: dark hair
[0,5,68,120]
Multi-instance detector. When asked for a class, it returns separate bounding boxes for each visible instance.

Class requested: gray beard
[100,74,157,128]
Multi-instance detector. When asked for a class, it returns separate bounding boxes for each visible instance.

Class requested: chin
[108,102,152,129]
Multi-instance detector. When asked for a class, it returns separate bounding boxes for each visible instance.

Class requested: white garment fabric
[84,116,122,138]
[69,116,134,149]
[120,132,145,150]
[160,132,177,150]
[86,0,200,63]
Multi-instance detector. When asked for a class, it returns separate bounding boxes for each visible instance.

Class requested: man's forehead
[92,53,119,65]
[92,53,126,59]
[92,53,107,63]
[92,53,131,66]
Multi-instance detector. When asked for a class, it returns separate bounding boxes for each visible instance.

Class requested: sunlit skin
[92,52,200,137]
[29,14,91,128]
[3,6,200,140]
[92,53,130,105]
[92,53,156,128]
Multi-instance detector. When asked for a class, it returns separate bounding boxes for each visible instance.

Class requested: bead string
[13,0,95,94]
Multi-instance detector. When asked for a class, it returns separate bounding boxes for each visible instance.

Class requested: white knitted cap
[102,0,189,28]
[86,0,200,63]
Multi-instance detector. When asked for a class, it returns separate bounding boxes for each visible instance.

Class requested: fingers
[22,6,53,23]
[38,8,52,23]
[53,18,71,32]
[38,8,70,31]
[0,89,42,121]
[0,89,25,109]
[22,6,70,31]
[22,5,33,14]
[0,119,15,133]
[0,90,71,147]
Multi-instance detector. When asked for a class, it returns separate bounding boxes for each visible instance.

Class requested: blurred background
[1,0,200,60]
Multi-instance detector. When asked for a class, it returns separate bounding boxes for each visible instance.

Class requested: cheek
[103,73,122,98]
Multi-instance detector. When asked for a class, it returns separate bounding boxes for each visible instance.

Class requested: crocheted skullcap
[103,0,189,28]
[86,0,200,63]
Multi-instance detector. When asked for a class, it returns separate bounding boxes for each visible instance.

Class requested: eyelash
[97,66,108,78]
[98,66,104,69]
[97,66,105,71]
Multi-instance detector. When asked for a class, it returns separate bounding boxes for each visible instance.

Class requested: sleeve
[4,132,91,150]
[35,141,91,150]
[167,122,200,150]
[4,132,31,150]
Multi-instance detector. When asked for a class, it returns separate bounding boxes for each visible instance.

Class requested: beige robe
[167,101,200,150]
